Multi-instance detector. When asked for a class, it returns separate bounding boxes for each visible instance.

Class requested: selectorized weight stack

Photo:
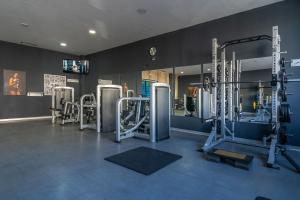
[150,83,170,142]
[97,85,122,133]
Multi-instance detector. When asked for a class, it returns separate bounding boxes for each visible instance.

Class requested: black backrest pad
[155,87,169,141]
[186,96,195,112]
[101,88,120,132]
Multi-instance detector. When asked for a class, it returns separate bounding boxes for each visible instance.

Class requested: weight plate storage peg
[279,103,291,123]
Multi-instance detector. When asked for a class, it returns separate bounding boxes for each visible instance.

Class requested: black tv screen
[63,60,89,74]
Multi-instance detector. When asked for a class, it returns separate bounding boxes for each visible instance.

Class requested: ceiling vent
[136,8,147,15]
[20,41,38,47]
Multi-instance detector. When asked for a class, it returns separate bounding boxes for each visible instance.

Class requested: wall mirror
[139,68,173,102]
[120,71,140,97]
[173,65,202,117]
[238,56,272,124]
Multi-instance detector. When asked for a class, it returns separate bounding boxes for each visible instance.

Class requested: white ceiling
[0,0,281,55]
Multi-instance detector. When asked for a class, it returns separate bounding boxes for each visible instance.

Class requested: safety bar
[116,97,150,142]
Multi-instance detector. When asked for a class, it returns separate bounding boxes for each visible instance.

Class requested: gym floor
[0,120,299,200]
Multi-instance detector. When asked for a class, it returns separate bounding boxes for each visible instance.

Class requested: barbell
[190,79,300,87]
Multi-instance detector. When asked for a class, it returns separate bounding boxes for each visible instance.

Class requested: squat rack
[195,26,300,172]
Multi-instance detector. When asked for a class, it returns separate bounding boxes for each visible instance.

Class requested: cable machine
[80,93,97,130]
[116,83,170,143]
[51,86,80,125]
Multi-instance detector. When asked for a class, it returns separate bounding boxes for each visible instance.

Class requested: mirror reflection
[120,71,139,97]
[141,68,173,97]
[174,65,202,117]
[96,57,273,124]
[239,56,272,123]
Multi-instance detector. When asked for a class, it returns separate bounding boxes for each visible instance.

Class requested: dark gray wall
[85,0,300,145]
[0,41,79,119]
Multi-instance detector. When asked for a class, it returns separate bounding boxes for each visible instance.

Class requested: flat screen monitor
[63,60,89,74]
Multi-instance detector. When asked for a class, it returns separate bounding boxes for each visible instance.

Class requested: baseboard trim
[171,127,210,137]
[0,116,51,123]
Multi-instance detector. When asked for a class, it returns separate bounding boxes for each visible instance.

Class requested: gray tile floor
[0,120,299,200]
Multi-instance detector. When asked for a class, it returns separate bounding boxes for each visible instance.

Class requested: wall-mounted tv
[63,60,89,74]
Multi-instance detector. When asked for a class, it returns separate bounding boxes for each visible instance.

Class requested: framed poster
[3,69,26,96]
[44,74,66,95]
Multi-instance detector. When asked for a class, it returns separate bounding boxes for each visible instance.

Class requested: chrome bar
[116,97,150,142]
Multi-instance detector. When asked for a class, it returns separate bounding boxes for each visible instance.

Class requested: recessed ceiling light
[20,22,29,27]
[207,68,211,71]
[60,42,67,47]
[136,8,147,15]
[180,71,184,74]
[89,29,96,35]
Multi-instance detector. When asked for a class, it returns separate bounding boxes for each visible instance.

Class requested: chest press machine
[79,84,126,132]
[193,26,300,172]
[116,83,170,143]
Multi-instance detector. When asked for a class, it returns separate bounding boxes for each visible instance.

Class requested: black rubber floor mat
[105,146,182,175]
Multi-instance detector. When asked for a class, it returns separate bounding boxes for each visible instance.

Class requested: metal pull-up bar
[220,35,272,49]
